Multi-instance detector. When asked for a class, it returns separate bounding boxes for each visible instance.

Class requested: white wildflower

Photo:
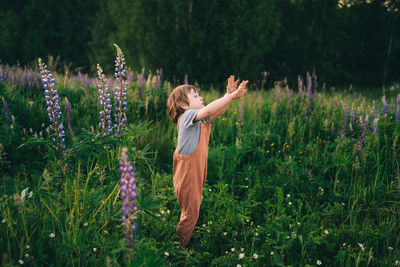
[231,248,235,252]
[18,260,24,265]
[388,246,393,251]
[239,253,245,259]
[208,221,212,225]
[253,253,258,259]
[164,252,169,257]
[286,194,290,198]
[237,265,242,267]
[288,201,293,205]
[49,233,55,238]
[270,251,274,255]
[2,219,6,223]
[223,232,227,236]
[241,248,244,252]
[84,222,88,227]
[93,248,97,252]
[324,230,329,234]
[26,245,30,249]
[25,253,29,258]
[317,260,322,265]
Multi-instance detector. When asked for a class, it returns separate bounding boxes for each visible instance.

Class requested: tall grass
[0,63,399,266]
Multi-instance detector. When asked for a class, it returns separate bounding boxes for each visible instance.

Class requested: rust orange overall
[173,118,211,246]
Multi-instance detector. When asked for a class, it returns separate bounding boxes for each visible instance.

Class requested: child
[167,76,248,247]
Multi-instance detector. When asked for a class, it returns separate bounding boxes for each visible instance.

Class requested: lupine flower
[38,58,66,151]
[285,85,291,105]
[381,95,389,116]
[370,100,377,132]
[395,94,400,122]
[184,74,189,85]
[297,75,303,98]
[64,97,73,136]
[119,147,138,248]
[274,82,282,102]
[78,70,83,85]
[312,73,318,92]
[358,115,369,153]
[0,65,4,81]
[373,117,379,136]
[341,101,350,138]
[137,69,146,96]
[97,64,113,136]
[306,72,312,97]
[113,44,128,136]
[152,69,163,90]
[145,71,153,91]
[1,97,10,126]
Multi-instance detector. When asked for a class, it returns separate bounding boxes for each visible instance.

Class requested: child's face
[186,89,204,109]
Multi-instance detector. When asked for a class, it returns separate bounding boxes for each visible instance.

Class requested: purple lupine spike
[395,94,400,122]
[312,73,318,92]
[137,69,145,97]
[184,74,188,85]
[341,101,350,138]
[64,97,74,136]
[306,72,312,97]
[285,85,291,105]
[0,65,4,82]
[274,82,282,103]
[113,44,128,136]
[119,147,138,248]
[358,115,368,154]
[297,75,303,98]
[1,97,10,125]
[152,69,162,90]
[38,58,66,151]
[381,96,388,116]
[97,64,113,136]
[373,117,379,136]
[77,70,83,85]
[370,100,376,132]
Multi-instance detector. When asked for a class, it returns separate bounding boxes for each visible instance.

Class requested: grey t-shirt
[178,109,210,156]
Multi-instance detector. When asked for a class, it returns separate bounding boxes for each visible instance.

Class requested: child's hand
[226,75,239,94]
[229,80,248,99]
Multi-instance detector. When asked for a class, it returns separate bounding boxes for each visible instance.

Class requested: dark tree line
[1,0,399,88]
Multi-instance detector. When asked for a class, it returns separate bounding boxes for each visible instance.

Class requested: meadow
[0,56,400,266]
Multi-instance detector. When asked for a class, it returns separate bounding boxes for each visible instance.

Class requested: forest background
[1,0,399,89]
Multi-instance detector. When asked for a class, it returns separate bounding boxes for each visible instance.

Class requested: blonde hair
[167,84,199,123]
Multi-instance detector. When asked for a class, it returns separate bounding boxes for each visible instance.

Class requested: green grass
[0,71,399,266]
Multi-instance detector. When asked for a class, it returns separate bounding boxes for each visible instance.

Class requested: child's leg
[175,184,202,247]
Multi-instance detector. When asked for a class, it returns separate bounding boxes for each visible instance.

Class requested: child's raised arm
[195,79,248,122]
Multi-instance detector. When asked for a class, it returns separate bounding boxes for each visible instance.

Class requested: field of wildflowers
[0,50,399,266]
